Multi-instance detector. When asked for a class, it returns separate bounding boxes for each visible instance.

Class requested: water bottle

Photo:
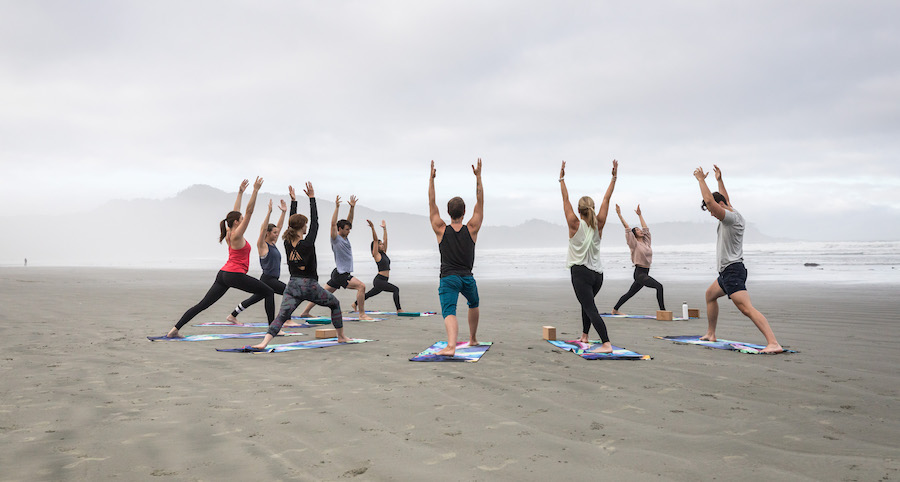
[682,302,688,320]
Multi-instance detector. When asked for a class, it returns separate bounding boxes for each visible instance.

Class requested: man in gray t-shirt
[695,165,783,354]
[297,194,374,321]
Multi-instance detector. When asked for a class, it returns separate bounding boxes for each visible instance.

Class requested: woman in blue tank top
[358,219,402,311]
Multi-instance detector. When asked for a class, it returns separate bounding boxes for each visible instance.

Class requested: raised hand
[430,160,436,179]
[694,167,708,180]
[253,177,264,191]
[615,204,621,214]
[239,179,249,193]
[559,161,566,180]
[348,195,358,207]
[267,199,273,211]
[367,219,374,228]
[611,160,618,177]
[303,182,314,198]
[289,185,296,201]
[380,220,386,228]
[335,195,342,206]
[279,200,287,212]
[713,164,722,181]
[472,157,482,176]
[635,204,641,216]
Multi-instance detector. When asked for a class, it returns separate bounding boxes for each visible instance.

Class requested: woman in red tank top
[164,177,277,338]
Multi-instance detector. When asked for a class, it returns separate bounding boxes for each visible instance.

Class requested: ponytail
[283,214,308,243]
[220,211,242,243]
[577,196,597,230]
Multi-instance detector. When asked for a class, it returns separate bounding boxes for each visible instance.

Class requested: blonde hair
[577,196,597,230]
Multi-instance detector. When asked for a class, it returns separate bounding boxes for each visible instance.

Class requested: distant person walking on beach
[250,182,347,350]
[165,178,274,338]
[560,160,617,352]
[358,219,402,312]
[226,196,288,323]
[297,194,374,320]
[428,158,484,356]
[611,204,666,314]
[694,165,783,353]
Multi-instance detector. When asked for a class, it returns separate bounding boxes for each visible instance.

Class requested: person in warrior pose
[249,182,347,349]
[559,160,617,352]
[226,197,288,323]
[165,178,274,338]
[611,204,666,314]
[356,219,402,312]
[296,195,374,320]
[428,158,484,357]
[694,165,783,353]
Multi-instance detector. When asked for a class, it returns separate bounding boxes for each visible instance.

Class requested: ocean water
[384,241,900,284]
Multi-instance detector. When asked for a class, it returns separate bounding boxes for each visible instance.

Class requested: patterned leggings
[267,277,342,337]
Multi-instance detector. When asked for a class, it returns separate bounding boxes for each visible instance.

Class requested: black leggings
[175,270,274,329]
[614,266,665,311]
[570,264,609,343]
[364,274,401,310]
[233,274,286,316]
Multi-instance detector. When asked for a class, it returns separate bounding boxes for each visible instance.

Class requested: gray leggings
[267,277,342,337]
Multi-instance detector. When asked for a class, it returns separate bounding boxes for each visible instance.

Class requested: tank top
[566,220,603,273]
[259,242,281,278]
[376,251,391,272]
[439,225,476,278]
[222,239,251,273]
[332,235,353,274]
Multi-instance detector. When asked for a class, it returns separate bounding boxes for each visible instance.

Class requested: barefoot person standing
[358,219,402,312]
[428,159,484,357]
[559,160,617,353]
[694,165,783,354]
[611,204,666,315]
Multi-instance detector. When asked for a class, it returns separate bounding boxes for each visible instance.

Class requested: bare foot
[297,313,313,318]
[359,314,374,321]
[283,322,302,327]
[337,335,350,343]
[351,302,358,313]
[578,334,590,343]
[699,333,717,342]
[760,343,784,354]
[165,328,183,339]
[249,342,267,350]
[435,344,456,357]
[611,309,626,315]
[588,342,613,354]
[225,314,238,324]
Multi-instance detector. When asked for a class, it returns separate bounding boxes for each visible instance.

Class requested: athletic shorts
[326,269,353,289]
[438,275,479,318]
[717,262,747,298]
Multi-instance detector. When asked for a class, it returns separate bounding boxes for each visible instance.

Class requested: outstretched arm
[615,204,629,230]
[596,160,618,233]
[232,177,263,242]
[467,158,484,235]
[257,200,274,252]
[304,182,318,244]
[331,195,341,240]
[713,164,730,206]
[635,204,647,230]
[381,220,388,252]
[428,161,446,236]
[275,199,287,233]
[289,185,297,215]
[695,167,726,221]
[560,161,580,236]
[347,195,357,226]
[367,220,380,259]
[233,179,249,212]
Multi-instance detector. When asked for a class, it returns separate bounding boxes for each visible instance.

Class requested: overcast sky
[2,1,899,241]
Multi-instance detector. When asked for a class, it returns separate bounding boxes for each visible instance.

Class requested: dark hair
[370,240,383,252]
[447,196,466,220]
[701,192,728,211]
[283,213,308,242]
[631,227,638,237]
[266,223,277,233]
[219,211,242,243]
[336,219,352,230]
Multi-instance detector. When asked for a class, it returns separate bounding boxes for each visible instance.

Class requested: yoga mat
[147,331,303,342]
[409,341,492,362]
[195,321,327,329]
[547,340,652,360]
[290,316,384,322]
[216,338,373,353]
[655,335,797,354]
[348,311,436,317]
[600,313,689,321]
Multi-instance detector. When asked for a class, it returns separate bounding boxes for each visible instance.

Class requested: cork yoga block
[688,308,700,318]
[315,328,337,339]
[656,310,673,321]
[542,326,557,341]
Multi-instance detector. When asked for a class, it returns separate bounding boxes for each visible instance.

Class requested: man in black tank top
[428,159,484,357]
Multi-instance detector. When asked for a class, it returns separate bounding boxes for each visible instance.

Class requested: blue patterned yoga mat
[147,331,303,342]
[290,316,384,322]
[216,338,373,353]
[409,341,492,362]
[655,335,797,354]
[600,313,689,321]
[547,340,652,360]
[349,311,437,317]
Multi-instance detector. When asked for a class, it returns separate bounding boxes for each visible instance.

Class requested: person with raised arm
[249,182,347,350]
[429,158,484,357]
[611,204,666,314]
[226,197,288,323]
[694,165,783,354]
[296,194,373,320]
[560,160,617,352]
[358,219,402,312]
[165,177,274,338]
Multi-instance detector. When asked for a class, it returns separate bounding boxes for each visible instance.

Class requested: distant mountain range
[2,184,787,266]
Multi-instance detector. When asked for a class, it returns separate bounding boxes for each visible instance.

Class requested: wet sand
[1,267,898,480]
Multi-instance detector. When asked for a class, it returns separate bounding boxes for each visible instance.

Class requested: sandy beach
[1,267,898,480]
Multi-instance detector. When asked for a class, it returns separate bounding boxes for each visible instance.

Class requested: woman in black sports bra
[356,219,402,312]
